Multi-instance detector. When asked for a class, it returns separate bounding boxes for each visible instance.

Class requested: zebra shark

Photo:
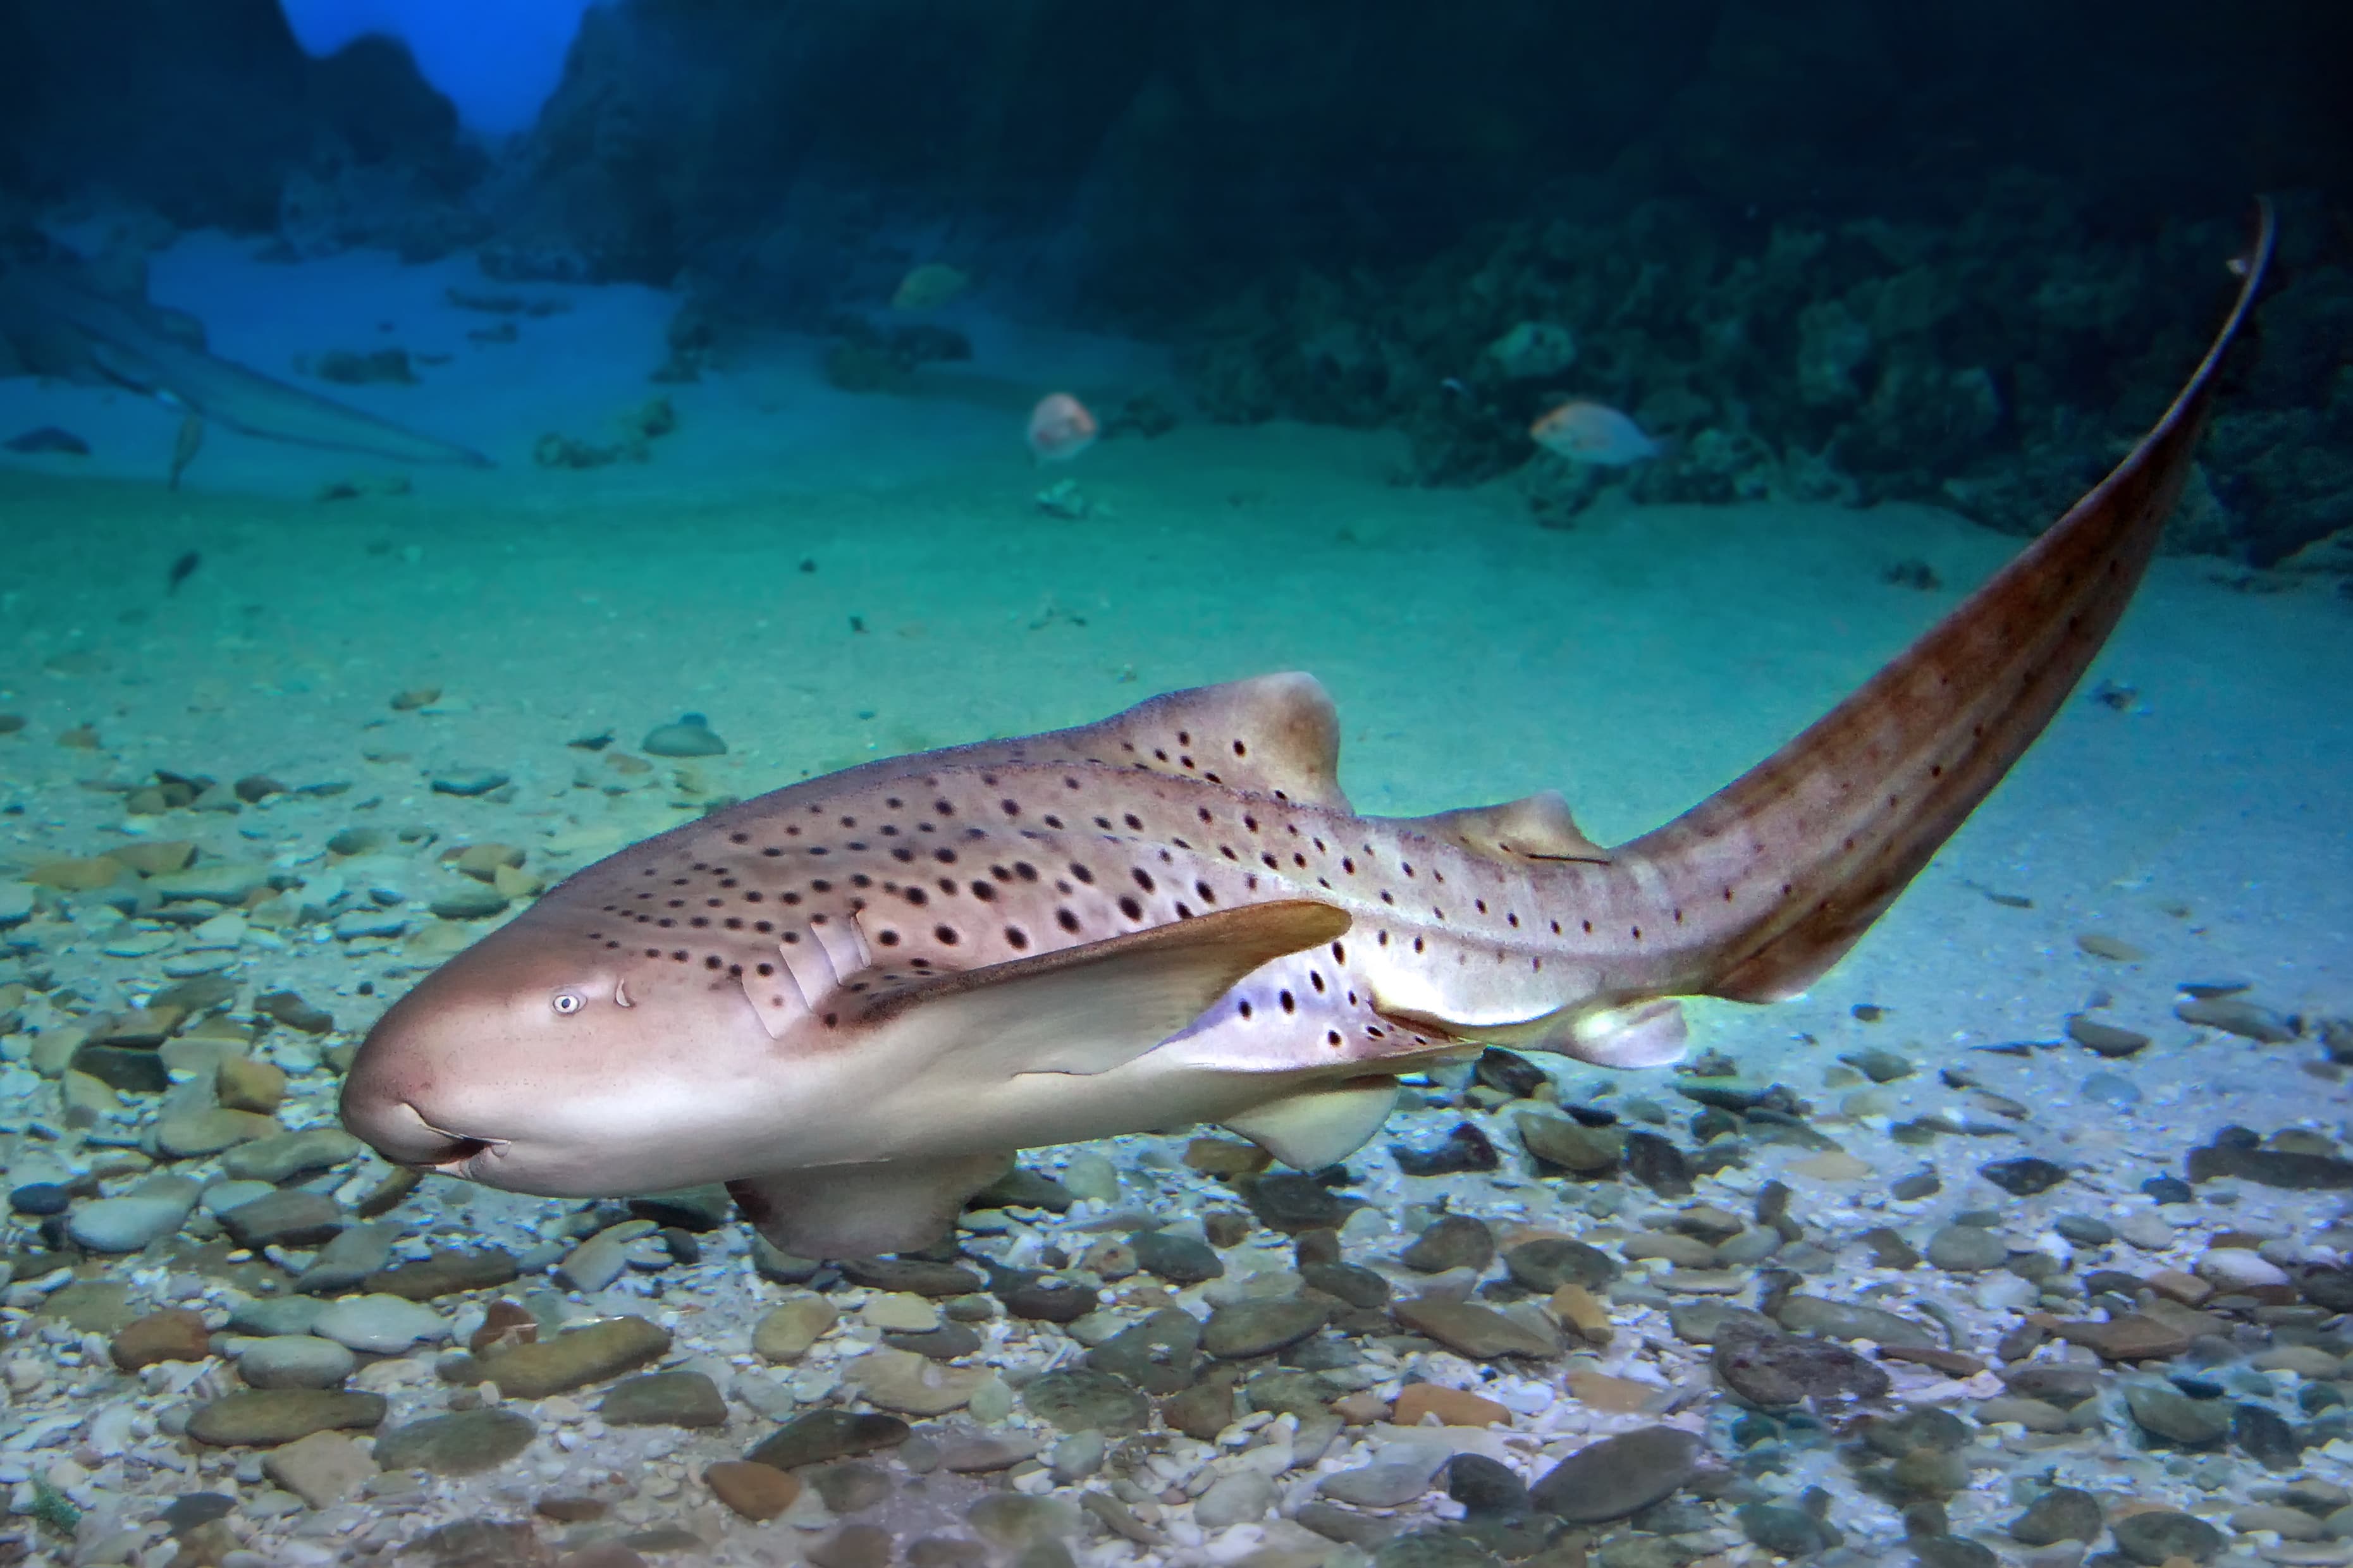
[341,204,2272,1259]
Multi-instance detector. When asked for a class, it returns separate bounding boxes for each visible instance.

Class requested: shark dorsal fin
[851,899,1353,1075]
[1058,673,1350,809]
[1396,791,1611,864]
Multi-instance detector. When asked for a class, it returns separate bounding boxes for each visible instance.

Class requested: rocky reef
[1181,183,2353,562]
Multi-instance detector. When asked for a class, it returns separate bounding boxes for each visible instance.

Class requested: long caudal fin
[1619,200,2275,1005]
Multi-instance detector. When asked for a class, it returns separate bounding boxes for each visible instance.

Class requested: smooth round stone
[642,714,727,757]
[68,1194,194,1252]
[2053,1214,2116,1246]
[2079,1071,2142,1105]
[310,1294,450,1354]
[1531,1427,1706,1523]
[9,1182,68,1217]
[374,1407,537,1476]
[200,1180,278,1217]
[1195,1470,1279,1529]
[1925,1225,2010,1273]
[238,1335,357,1390]
[1319,1443,1452,1508]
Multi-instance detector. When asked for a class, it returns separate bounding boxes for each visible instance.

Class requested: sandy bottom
[1,236,2350,1566]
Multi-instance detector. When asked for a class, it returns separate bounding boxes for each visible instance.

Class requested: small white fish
[1529,400,1661,466]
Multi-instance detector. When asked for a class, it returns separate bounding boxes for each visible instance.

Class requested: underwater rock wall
[1179,183,2353,565]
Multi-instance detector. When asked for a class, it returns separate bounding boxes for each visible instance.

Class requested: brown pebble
[1184,1138,1270,1178]
[2075,933,2146,962]
[534,1495,610,1522]
[111,1308,214,1371]
[216,1054,287,1114]
[2065,1015,2151,1057]
[705,1460,802,1522]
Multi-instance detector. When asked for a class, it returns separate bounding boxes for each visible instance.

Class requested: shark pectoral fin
[1222,1075,1400,1169]
[1079,673,1353,810]
[727,1151,1013,1260]
[857,900,1353,1075]
[1389,791,1611,864]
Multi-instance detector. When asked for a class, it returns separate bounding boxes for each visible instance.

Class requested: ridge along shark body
[343,204,2274,1259]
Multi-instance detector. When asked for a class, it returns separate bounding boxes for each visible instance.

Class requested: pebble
[1203,1298,1330,1359]
[238,1335,358,1390]
[1515,1113,1625,1173]
[2111,1509,2224,1565]
[8,1182,68,1216]
[1502,1238,1619,1292]
[68,1191,196,1251]
[2125,1381,2233,1445]
[2199,1247,2290,1290]
[859,1292,942,1332]
[1399,1215,1495,1273]
[1320,1443,1452,1507]
[430,769,511,797]
[187,1390,387,1447]
[746,1410,912,1470]
[1774,1294,1939,1347]
[2118,1211,2178,1249]
[220,1189,344,1249]
[109,1308,212,1369]
[1392,1383,1510,1427]
[706,1461,802,1522]
[1131,1230,1224,1284]
[1530,1426,1705,1522]
[375,1407,539,1475]
[312,1294,450,1354]
[262,1430,376,1509]
[851,1347,993,1415]
[2010,1487,2104,1545]
[2235,1506,2328,1542]
[221,1128,362,1182]
[2080,1070,2143,1105]
[1981,1157,2070,1196]
[484,1314,670,1397]
[642,714,728,756]
[600,1371,729,1427]
[1926,1224,2012,1272]
[754,1297,839,1361]
[1021,1368,1152,1433]
[2067,1015,2151,1057]
[1392,1297,1558,1360]
[1195,1470,1279,1528]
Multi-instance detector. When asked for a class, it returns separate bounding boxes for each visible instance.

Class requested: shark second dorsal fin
[1393,791,1611,864]
[1066,673,1350,809]
[852,899,1353,1076]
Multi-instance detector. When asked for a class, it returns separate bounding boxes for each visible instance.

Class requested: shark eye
[551,990,586,1015]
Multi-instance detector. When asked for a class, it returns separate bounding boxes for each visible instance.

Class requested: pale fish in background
[1530,399,1662,465]
[891,262,969,312]
[1027,392,1098,462]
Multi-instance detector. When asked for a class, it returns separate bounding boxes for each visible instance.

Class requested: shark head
[339,896,792,1197]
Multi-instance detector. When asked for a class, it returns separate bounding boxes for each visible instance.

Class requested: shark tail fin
[1621,200,2274,1008]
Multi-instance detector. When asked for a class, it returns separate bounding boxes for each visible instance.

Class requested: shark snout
[343,1093,500,1169]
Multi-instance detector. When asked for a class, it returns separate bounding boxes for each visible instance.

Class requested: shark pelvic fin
[1394,995,1689,1069]
[1392,790,1611,864]
[854,899,1354,1076]
[1222,1075,1401,1168]
[727,1151,1013,1260]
